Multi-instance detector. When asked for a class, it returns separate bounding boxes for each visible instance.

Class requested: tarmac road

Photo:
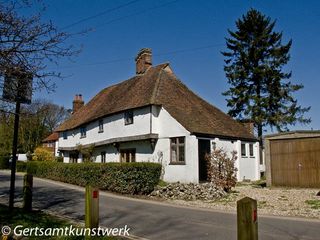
[0,171,319,240]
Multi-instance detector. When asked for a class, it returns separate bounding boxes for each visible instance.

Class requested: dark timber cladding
[265,131,320,188]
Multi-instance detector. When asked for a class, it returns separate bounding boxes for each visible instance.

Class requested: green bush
[25,161,161,195]
[17,161,27,172]
[0,156,10,169]
[55,156,64,162]
[32,147,55,161]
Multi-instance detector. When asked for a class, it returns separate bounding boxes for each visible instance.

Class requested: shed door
[270,137,320,187]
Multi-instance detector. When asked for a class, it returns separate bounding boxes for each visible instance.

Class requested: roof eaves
[192,132,258,142]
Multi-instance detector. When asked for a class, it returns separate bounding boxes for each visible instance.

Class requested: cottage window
[124,110,133,125]
[120,149,136,162]
[170,137,185,164]
[63,131,67,140]
[98,119,104,133]
[249,143,254,157]
[241,143,247,157]
[101,151,106,163]
[80,126,86,138]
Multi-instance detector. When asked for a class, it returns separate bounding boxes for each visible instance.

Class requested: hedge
[20,161,161,195]
[17,161,27,172]
[0,156,10,169]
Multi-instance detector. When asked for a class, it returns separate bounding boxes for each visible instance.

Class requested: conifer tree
[222,9,310,140]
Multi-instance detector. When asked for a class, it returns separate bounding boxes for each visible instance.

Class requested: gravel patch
[150,182,226,201]
[164,185,320,219]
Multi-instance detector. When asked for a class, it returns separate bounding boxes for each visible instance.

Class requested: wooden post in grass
[85,185,99,229]
[237,197,258,240]
[23,174,33,211]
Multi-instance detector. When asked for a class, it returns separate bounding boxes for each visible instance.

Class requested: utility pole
[9,101,21,210]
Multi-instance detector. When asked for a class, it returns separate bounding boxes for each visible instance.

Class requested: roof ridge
[98,63,169,94]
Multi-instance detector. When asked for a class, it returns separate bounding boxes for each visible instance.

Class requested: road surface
[0,171,319,240]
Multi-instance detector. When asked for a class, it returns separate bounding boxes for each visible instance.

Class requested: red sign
[93,190,98,199]
[253,209,257,222]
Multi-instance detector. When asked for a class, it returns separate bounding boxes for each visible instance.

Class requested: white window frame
[241,143,247,157]
[249,143,254,157]
[170,137,185,164]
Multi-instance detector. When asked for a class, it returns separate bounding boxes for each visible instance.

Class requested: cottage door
[198,139,210,182]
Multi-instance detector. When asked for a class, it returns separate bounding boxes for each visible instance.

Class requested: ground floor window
[120,149,136,162]
[170,137,185,164]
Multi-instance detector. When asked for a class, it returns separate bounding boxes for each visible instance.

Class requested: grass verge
[0,203,114,239]
[305,200,320,209]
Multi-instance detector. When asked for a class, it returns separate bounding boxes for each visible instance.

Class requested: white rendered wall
[93,141,154,163]
[153,106,190,138]
[157,135,199,183]
[62,106,199,183]
[153,107,199,183]
[210,138,260,181]
[92,107,199,183]
[59,104,260,182]
[54,141,59,157]
[58,107,151,148]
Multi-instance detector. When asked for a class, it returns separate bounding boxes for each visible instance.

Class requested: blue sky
[31,0,319,133]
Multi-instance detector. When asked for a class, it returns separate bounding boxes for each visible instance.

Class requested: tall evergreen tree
[222,9,310,141]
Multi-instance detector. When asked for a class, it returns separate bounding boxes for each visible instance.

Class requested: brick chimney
[72,94,84,114]
[135,48,152,75]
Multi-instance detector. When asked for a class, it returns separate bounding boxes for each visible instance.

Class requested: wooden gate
[270,137,320,187]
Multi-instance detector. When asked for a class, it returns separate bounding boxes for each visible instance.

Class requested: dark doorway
[198,139,210,182]
[69,151,79,163]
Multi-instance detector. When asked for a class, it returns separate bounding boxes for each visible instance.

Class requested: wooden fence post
[23,174,33,211]
[237,197,258,240]
[85,185,99,229]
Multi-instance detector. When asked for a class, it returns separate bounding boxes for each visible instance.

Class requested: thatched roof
[56,64,256,140]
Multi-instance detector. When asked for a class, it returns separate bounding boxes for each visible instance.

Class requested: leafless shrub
[0,0,81,93]
[205,148,238,192]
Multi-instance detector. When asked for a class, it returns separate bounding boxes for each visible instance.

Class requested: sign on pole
[2,66,33,210]
[3,67,33,104]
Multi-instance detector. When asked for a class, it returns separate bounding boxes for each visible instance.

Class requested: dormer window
[80,126,86,138]
[98,119,104,133]
[124,110,133,125]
